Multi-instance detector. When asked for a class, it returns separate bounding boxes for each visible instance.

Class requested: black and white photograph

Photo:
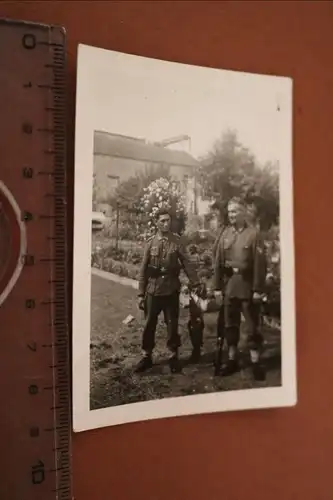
[72,44,296,432]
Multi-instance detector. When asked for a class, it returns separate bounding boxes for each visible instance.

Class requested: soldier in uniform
[212,197,267,381]
[210,200,228,260]
[136,209,200,373]
[210,201,228,341]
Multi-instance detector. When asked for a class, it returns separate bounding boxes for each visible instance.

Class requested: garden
[89,130,282,409]
[90,274,282,410]
[91,133,281,320]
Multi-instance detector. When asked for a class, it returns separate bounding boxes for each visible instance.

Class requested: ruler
[0,19,72,500]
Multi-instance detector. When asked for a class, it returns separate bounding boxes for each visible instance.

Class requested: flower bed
[92,244,143,265]
[91,231,281,323]
[91,239,215,283]
[92,253,141,281]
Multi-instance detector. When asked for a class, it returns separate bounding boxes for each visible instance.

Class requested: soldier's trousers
[217,306,224,339]
[142,292,180,354]
[223,297,263,350]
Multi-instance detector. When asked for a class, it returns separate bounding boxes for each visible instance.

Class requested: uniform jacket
[213,224,267,299]
[212,224,226,262]
[138,232,199,297]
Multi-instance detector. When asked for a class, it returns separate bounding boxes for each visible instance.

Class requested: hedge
[92,254,141,281]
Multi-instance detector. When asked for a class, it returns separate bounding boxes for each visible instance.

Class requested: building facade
[93,130,202,214]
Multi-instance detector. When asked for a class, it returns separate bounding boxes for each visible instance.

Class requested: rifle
[187,284,205,354]
[213,292,224,376]
[185,284,224,374]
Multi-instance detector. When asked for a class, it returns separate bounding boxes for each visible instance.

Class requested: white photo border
[72,44,297,432]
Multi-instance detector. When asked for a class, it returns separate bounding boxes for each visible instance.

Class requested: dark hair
[210,199,228,224]
[210,200,221,210]
[155,208,171,220]
[227,196,246,209]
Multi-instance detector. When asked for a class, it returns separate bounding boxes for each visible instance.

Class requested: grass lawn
[90,274,282,411]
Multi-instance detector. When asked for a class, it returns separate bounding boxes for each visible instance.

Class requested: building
[93,130,201,213]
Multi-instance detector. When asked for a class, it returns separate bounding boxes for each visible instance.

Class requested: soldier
[210,200,228,260]
[136,208,201,373]
[212,197,267,381]
[210,201,228,341]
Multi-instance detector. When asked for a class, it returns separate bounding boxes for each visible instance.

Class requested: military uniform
[137,231,199,371]
[213,224,267,373]
[212,224,227,341]
[212,224,226,261]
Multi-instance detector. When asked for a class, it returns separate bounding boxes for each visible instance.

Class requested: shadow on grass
[89,284,282,411]
[90,346,282,412]
[135,347,281,377]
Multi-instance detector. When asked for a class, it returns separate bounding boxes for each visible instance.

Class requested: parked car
[92,211,106,232]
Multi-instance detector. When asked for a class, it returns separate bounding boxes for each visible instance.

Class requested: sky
[82,45,292,167]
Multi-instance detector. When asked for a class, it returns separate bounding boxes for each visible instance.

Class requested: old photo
[72,44,296,432]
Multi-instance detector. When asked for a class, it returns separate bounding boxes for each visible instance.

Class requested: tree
[98,164,173,240]
[247,161,279,230]
[107,164,171,213]
[199,129,279,229]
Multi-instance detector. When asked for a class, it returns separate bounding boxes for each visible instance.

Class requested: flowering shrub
[138,178,187,236]
[262,227,280,317]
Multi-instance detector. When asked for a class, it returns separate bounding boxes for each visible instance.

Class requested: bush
[184,213,203,233]
[92,252,140,281]
[108,223,139,241]
[183,230,203,244]
[94,245,144,266]
[96,219,144,242]
[201,253,213,268]
[183,227,216,246]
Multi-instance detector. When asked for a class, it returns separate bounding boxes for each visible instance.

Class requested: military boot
[187,348,201,364]
[169,354,182,373]
[220,359,239,376]
[251,362,266,381]
[134,354,153,373]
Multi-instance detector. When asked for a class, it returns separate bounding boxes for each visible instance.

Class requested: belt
[224,264,241,275]
[148,266,172,278]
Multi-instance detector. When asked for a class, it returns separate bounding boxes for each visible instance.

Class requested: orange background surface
[1,1,332,499]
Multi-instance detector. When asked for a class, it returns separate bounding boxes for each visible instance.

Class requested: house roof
[94,130,199,168]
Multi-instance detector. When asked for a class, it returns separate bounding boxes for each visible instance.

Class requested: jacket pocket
[150,246,159,256]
